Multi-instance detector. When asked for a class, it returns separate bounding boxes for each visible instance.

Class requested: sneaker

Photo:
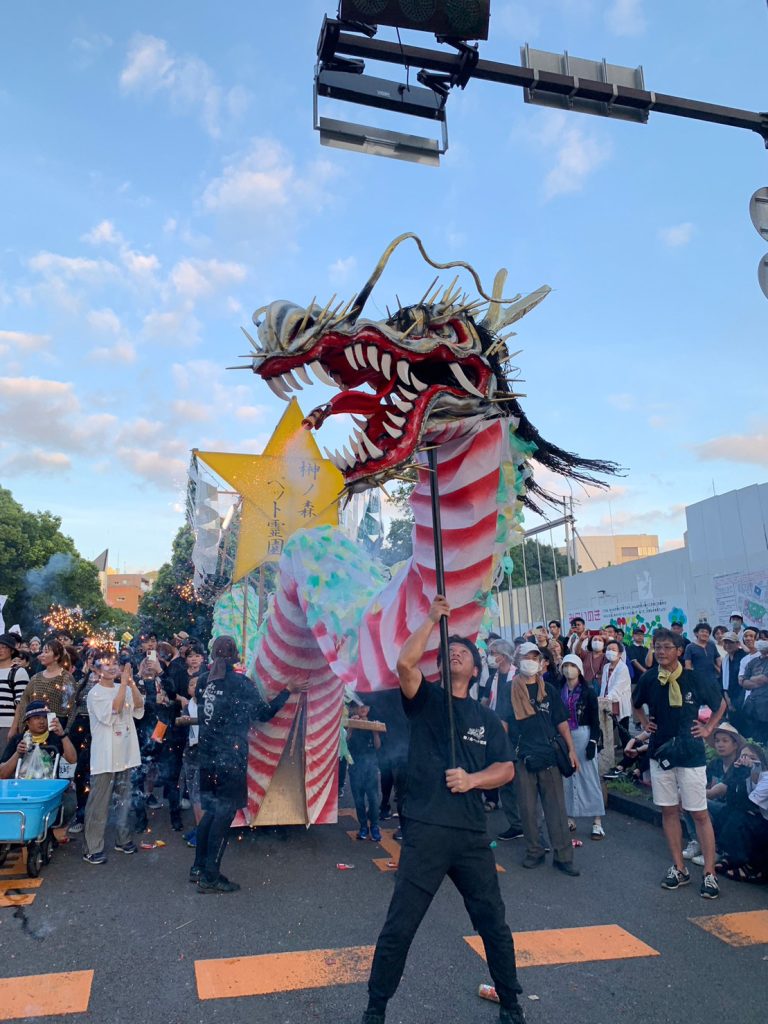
[497,827,524,841]
[357,827,369,841]
[661,865,691,890]
[146,794,161,809]
[370,825,382,842]
[500,1004,527,1024]
[691,854,705,866]
[379,806,391,821]
[189,866,202,883]
[553,860,580,877]
[113,841,137,855]
[183,830,197,848]
[67,820,84,834]
[82,852,107,865]
[171,816,184,832]
[700,873,720,900]
[522,854,545,869]
[591,824,606,840]
[682,840,701,860]
[602,768,624,780]
[393,828,403,841]
[361,1011,386,1024]
[180,798,191,810]
[197,875,241,894]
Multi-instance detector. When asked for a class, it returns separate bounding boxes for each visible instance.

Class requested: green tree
[137,525,213,643]
[504,539,570,589]
[0,486,108,633]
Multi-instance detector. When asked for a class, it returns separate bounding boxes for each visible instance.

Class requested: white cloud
[169,258,247,300]
[119,34,249,138]
[659,222,694,247]
[142,309,201,345]
[234,405,266,422]
[536,113,612,200]
[607,392,635,412]
[170,399,211,423]
[328,256,357,286]
[82,220,122,246]
[121,249,160,279]
[115,447,188,488]
[1,449,72,474]
[606,0,646,36]
[86,308,122,334]
[694,431,768,467]
[89,341,137,364]
[71,32,113,66]
[0,376,116,453]
[28,251,118,282]
[0,330,51,355]
[581,503,686,534]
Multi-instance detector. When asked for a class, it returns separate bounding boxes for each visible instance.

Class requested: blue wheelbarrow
[0,779,70,877]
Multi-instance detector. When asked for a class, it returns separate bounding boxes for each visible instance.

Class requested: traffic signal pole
[322,26,768,146]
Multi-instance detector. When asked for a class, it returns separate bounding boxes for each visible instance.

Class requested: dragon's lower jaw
[255,329,493,486]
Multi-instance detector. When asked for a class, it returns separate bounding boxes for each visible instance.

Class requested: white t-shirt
[0,665,30,729]
[87,682,143,776]
[188,697,199,747]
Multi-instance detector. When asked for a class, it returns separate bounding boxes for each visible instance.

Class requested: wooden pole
[427,448,457,768]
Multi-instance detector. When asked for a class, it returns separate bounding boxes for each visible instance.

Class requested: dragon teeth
[350,433,367,462]
[391,395,413,413]
[380,352,392,379]
[351,415,368,428]
[281,369,303,391]
[410,374,428,392]
[354,343,366,367]
[344,346,359,370]
[266,377,291,401]
[358,430,384,459]
[398,386,416,401]
[309,360,337,387]
[385,411,406,427]
[367,346,380,371]
[341,444,356,466]
[382,421,404,440]
[396,360,411,386]
[293,364,313,387]
[449,362,485,398]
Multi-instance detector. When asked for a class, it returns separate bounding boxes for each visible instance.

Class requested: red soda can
[478,984,500,1003]
[336,863,355,870]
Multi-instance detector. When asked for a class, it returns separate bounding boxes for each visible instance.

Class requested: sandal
[568,819,577,833]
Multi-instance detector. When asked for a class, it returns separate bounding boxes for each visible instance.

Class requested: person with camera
[512,643,579,875]
[82,656,145,864]
[362,596,525,1024]
[0,700,77,779]
[633,627,726,899]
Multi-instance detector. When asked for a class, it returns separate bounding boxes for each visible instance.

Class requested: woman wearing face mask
[599,641,633,736]
[559,654,605,839]
[580,635,606,692]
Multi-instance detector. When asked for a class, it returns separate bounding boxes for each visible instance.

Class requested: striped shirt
[0,665,30,728]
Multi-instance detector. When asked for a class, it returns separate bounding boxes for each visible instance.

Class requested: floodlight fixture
[520,45,648,124]
[340,0,490,40]
[314,66,448,165]
[749,187,768,241]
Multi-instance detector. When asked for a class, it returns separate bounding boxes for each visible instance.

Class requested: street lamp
[751,187,768,299]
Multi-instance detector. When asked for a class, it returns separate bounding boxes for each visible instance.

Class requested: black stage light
[340,0,490,40]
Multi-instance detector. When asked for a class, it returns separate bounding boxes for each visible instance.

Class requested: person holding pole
[361,595,525,1024]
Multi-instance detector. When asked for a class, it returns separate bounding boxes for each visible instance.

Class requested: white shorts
[649,760,708,812]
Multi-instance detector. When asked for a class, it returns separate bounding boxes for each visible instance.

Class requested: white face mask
[518,659,540,677]
[486,655,498,668]
[562,665,580,679]
[605,649,618,663]
[592,640,604,652]
[756,640,768,653]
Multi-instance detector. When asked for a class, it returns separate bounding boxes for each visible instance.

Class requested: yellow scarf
[30,730,50,745]
[657,663,683,708]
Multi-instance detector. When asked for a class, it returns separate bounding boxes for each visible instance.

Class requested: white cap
[560,653,584,675]
[518,642,540,656]
[730,610,743,619]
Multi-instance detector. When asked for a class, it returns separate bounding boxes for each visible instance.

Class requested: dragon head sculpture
[244,234,617,503]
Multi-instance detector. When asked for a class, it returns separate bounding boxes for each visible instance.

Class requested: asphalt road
[1,798,766,1024]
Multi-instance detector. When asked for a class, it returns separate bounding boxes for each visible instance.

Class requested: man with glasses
[633,628,726,899]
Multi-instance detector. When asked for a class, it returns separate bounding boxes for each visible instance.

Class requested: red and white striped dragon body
[237,235,614,825]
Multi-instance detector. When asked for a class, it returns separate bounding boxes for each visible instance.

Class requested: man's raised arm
[396,596,450,700]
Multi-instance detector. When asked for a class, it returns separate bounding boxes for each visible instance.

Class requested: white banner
[713,568,768,628]
[566,595,689,636]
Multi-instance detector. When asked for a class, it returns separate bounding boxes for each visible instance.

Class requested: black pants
[159,741,185,820]
[193,793,240,881]
[368,820,521,1013]
[500,776,522,831]
[379,757,407,818]
[69,714,91,818]
[350,758,380,829]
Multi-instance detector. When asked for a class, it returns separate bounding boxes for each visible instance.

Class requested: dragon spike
[483,284,552,333]
[441,274,460,305]
[314,293,337,326]
[418,275,440,305]
[240,325,262,351]
[400,320,418,340]
[296,296,316,338]
[329,297,355,325]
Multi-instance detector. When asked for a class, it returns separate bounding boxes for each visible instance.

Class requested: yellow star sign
[195,399,343,581]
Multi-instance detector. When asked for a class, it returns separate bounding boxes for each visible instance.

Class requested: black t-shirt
[401,678,510,832]
[347,726,377,763]
[627,643,649,677]
[195,668,290,777]
[514,682,568,763]
[633,666,722,768]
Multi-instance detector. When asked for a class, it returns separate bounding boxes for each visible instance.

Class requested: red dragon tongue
[328,390,382,416]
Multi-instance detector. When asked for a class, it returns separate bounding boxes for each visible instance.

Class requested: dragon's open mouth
[256,326,491,485]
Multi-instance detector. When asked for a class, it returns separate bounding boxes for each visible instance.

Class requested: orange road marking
[465,925,659,967]
[352,829,504,874]
[0,970,93,1020]
[0,878,43,891]
[691,910,768,947]
[195,946,374,1000]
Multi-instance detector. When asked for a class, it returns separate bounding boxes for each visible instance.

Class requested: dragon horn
[418,275,440,305]
[240,326,261,351]
[483,284,552,332]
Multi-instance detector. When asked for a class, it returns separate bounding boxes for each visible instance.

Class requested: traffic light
[750,188,768,299]
[339,0,490,40]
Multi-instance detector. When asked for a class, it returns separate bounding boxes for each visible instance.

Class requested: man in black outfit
[362,596,525,1024]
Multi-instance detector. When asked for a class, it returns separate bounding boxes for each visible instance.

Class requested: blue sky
[1,0,766,572]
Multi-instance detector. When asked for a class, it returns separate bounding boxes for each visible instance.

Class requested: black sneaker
[553,860,580,877]
[497,827,524,841]
[522,855,545,869]
[189,866,202,883]
[500,1003,527,1024]
[661,865,691,890]
[82,851,107,865]
[700,873,720,900]
[146,794,161,809]
[114,841,137,855]
[361,1010,386,1024]
[393,828,402,841]
[197,875,241,894]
